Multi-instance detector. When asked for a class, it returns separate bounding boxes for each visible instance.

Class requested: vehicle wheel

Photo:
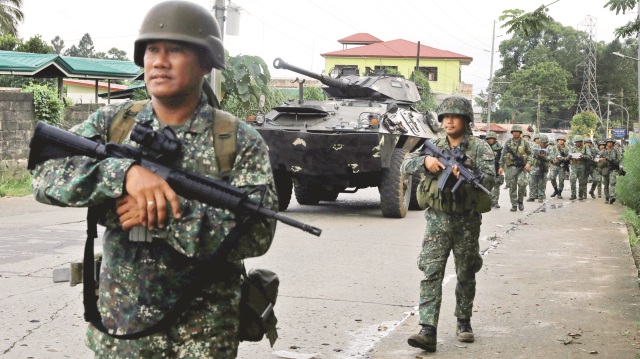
[274,171,292,211]
[409,172,425,210]
[379,148,411,218]
[318,187,341,202]
[294,184,320,205]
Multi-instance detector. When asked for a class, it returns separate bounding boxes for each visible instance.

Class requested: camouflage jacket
[530,143,550,174]
[547,144,570,168]
[488,141,503,173]
[499,138,533,168]
[568,145,591,167]
[31,95,277,338]
[598,147,621,166]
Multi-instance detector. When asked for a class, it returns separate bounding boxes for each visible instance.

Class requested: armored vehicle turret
[246,58,441,218]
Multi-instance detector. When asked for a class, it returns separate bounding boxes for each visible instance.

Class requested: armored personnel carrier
[248,58,440,218]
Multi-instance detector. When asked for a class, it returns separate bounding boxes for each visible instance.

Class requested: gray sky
[18,0,637,97]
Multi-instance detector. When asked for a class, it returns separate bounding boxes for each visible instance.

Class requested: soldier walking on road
[499,125,532,212]
[568,135,591,200]
[598,138,621,204]
[485,131,503,208]
[527,135,550,202]
[548,134,569,199]
[590,140,606,198]
[30,1,278,357]
[402,96,495,353]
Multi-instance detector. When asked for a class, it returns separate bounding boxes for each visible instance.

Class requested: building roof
[474,123,509,132]
[64,78,129,91]
[337,33,383,45]
[321,39,473,65]
[0,51,141,80]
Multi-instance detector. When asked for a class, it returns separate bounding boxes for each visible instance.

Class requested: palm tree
[0,0,23,37]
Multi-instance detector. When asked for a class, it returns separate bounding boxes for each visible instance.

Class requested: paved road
[0,183,638,359]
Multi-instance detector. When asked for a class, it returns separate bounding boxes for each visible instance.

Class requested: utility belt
[417,173,492,214]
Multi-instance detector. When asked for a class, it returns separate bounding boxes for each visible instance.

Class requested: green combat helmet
[573,135,584,143]
[584,137,593,143]
[436,96,474,134]
[598,140,606,146]
[540,135,549,143]
[533,133,540,140]
[486,131,497,140]
[511,124,523,133]
[556,134,567,141]
[606,137,615,143]
[523,131,532,138]
[134,1,226,70]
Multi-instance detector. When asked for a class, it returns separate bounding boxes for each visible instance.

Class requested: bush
[0,169,31,197]
[22,83,65,127]
[617,144,640,213]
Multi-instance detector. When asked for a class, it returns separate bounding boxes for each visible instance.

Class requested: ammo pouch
[417,173,492,214]
[239,268,279,346]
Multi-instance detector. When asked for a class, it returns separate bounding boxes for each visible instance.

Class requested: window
[418,66,438,81]
[373,65,398,75]
[331,65,359,77]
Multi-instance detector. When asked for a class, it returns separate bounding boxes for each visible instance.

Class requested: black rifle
[419,140,491,195]
[506,145,525,170]
[28,121,322,237]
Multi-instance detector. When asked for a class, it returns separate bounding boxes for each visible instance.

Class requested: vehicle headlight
[256,113,265,125]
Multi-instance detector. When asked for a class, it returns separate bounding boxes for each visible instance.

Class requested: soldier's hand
[498,167,504,176]
[116,195,144,230]
[424,156,446,173]
[124,165,181,230]
[524,163,531,172]
[452,164,460,179]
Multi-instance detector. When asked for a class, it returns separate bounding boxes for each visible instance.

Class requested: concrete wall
[0,92,35,175]
[64,103,103,129]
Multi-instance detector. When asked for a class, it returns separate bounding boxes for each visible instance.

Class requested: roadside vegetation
[618,144,640,245]
[0,169,31,197]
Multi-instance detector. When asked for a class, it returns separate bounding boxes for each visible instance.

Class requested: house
[64,79,129,104]
[321,33,473,101]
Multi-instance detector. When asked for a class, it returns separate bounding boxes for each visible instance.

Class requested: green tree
[412,70,436,112]
[0,0,23,37]
[220,53,270,107]
[0,33,18,50]
[63,44,80,57]
[570,111,599,137]
[16,34,52,54]
[50,36,64,54]
[22,83,65,126]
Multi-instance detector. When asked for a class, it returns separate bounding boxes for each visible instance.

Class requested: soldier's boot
[526,197,535,202]
[589,184,596,199]
[556,189,563,199]
[493,201,500,209]
[538,198,544,203]
[605,196,610,204]
[408,325,437,352]
[518,201,524,211]
[456,319,474,343]
[510,205,517,212]
[570,195,576,200]
[610,197,616,204]
[550,187,558,197]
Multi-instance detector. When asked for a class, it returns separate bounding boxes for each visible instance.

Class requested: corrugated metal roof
[0,51,142,79]
[321,39,473,64]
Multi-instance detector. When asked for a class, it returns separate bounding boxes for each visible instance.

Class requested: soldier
[548,134,570,199]
[532,133,541,145]
[590,140,605,198]
[402,96,495,352]
[527,135,550,202]
[485,131,503,208]
[523,132,532,142]
[598,137,621,204]
[499,125,532,212]
[30,1,278,357]
[568,135,591,200]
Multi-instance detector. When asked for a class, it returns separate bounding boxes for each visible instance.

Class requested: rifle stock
[29,121,322,237]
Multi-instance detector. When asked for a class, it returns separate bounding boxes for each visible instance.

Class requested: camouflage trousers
[492,175,504,204]
[603,170,618,199]
[417,209,483,328]
[590,171,602,196]
[549,165,567,193]
[528,170,548,200]
[505,166,528,206]
[570,165,588,198]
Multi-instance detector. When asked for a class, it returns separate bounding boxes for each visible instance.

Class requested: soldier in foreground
[599,138,621,204]
[30,1,277,357]
[499,125,532,211]
[485,131,503,208]
[402,96,495,352]
[568,135,591,200]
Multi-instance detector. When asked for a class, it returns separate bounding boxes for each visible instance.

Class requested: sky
[17,0,638,98]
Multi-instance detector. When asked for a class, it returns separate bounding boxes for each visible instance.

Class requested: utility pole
[486,20,496,133]
[637,0,640,135]
[537,86,541,133]
[606,93,611,138]
[210,0,226,96]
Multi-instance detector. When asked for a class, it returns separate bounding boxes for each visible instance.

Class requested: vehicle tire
[294,184,320,205]
[409,172,425,210]
[318,188,340,202]
[274,171,292,211]
[379,148,411,218]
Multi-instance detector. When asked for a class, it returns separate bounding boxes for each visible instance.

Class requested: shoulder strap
[108,100,150,144]
[213,109,238,179]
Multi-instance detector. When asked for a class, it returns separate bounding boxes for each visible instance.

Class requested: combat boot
[569,195,576,200]
[510,205,517,212]
[589,184,596,199]
[605,196,610,204]
[456,319,474,343]
[408,324,437,352]
[526,198,535,202]
[610,197,616,204]
[518,202,524,211]
[556,191,563,199]
[550,188,558,197]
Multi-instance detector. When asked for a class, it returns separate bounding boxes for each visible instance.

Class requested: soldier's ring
[147,201,155,207]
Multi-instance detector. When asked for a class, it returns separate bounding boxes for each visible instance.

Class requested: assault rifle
[506,145,525,170]
[28,121,322,237]
[420,141,491,195]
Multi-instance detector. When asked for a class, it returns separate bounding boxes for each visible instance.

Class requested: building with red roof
[321,34,473,98]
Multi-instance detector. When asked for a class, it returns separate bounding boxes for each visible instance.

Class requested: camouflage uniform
[527,135,550,201]
[547,135,570,199]
[403,96,495,351]
[599,138,621,204]
[485,132,503,208]
[31,2,277,358]
[590,141,606,198]
[568,135,592,200]
[499,126,532,211]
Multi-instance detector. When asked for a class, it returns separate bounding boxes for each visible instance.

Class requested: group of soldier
[484,125,624,212]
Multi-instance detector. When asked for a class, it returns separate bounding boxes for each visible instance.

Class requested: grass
[623,208,640,246]
[0,170,32,197]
